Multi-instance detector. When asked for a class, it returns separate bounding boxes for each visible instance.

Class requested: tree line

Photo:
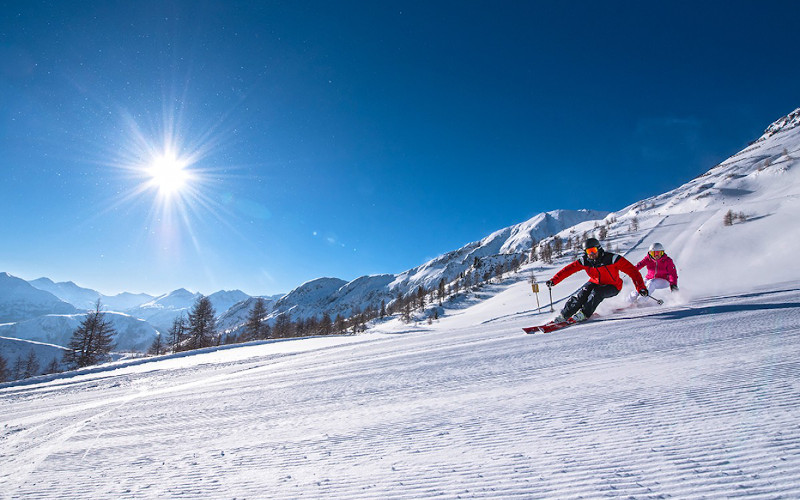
[0,349,61,383]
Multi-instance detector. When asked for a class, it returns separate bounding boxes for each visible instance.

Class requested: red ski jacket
[551,251,646,292]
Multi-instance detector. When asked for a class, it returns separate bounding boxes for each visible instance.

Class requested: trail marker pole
[531,282,541,310]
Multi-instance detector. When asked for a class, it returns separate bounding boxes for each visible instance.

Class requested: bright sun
[147,153,190,195]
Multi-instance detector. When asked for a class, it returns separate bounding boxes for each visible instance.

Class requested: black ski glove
[545,280,554,288]
[670,284,679,292]
[638,289,649,296]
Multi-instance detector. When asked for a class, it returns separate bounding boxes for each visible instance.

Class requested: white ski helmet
[649,242,665,252]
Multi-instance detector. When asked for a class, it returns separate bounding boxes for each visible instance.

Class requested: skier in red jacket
[546,238,648,323]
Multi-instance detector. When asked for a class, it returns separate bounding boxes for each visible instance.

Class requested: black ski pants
[561,282,620,319]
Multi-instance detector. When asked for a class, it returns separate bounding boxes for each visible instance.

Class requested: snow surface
[1,280,798,498]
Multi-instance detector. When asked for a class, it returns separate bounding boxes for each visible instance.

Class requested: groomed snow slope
[1,280,799,499]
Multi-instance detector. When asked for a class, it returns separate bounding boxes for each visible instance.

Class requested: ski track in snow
[1,283,800,499]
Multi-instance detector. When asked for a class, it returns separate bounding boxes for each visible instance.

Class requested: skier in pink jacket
[630,242,678,301]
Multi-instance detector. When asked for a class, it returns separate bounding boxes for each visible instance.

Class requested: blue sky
[1,1,798,296]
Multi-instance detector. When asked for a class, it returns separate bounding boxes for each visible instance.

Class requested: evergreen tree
[333,314,347,334]
[529,238,538,262]
[401,302,412,324]
[185,295,217,350]
[148,334,165,356]
[416,286,426,311]
[63,300,116,369]
[380,300,387,319]
[12,357,24,380]
[0,353,9,382]
[553,237,563,257]
[273,313,292,338]
[320,312,333,335]
[244,298,268,340]
[22,349,40,379]
[44,357,61,375]
[540,242,554,264]
[307,316,320,336]
[167,314,187,352]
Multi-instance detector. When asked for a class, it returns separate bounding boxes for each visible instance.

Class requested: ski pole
[648,295,664,305]
[548,284,554,312]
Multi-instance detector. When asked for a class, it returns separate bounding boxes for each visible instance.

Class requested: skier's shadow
[649,302,800,321]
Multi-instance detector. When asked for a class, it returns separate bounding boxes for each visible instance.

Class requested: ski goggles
[649,250,665,258]
[585,247,599,257]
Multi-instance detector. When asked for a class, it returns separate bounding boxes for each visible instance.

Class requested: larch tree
[185,296,217,350]
[244,297,268,341]
[63,300,116,369]
[148,334,166,356]
[0,353,9,382]
[167,314,188,352]
[22,349,40,379]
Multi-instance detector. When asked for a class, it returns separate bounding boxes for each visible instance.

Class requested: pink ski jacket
[635,254,678,286]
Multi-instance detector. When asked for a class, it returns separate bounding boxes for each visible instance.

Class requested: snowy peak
[0,273,78,323]
[28,277,102,310]
[141,288,202,309]
[276,278,348,311]
[102,291,155,311]
[394,208,607,290]
[27,277,154,311]
[497,209,609,254]
[758,107,800,141]
[207,290,250,316]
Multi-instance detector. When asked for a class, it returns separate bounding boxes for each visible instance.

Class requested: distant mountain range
[0,209,599,353]
[27,277,155,311]
[2,106,798,361]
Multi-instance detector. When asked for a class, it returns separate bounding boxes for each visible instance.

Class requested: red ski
[523,317,578,334]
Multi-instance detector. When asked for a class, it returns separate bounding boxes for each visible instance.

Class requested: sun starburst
[146,151,191,197]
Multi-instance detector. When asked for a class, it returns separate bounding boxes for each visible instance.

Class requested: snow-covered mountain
[216,294,283,334]
[231,209,607,334]
[207,290,251,318]
[757,106,800,141]
[574,106,800,295]
[391,209,608,290]
[0,278,254,352]
[27,277,155,311]
[27,278,102,310]
[0,336,69,379]
[0,273,78,323]
[126,288,202,332]
[126,288,251,333]
[0,311,159,352]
